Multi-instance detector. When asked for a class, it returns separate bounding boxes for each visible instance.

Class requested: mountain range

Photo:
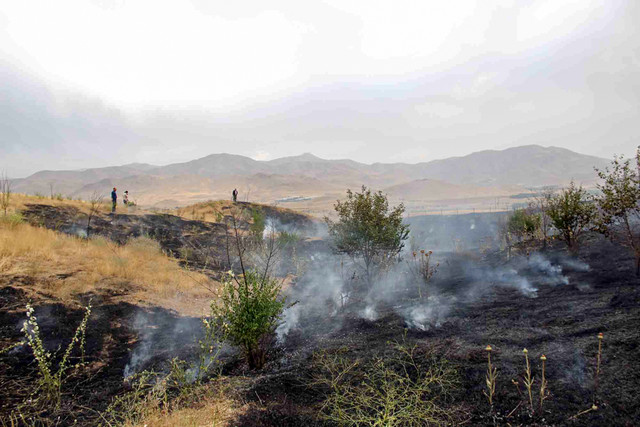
[13,145,609,214]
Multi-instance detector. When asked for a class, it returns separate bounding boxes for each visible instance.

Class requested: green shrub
[507,209,541,241]
[210,270,286,369]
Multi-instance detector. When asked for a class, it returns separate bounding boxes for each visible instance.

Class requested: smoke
[402,295,456,331]
[123,311,154,377]
[123,310,203,378]
[276,233,577,342]
[276,252,347,342]
[559,257,591,272]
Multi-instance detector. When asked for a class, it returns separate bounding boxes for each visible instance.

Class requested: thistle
[539,354,548,411]
[483,345,498,408]
[522,348,535,413]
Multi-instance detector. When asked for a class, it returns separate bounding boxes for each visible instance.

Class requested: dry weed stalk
[483,345,497,408]
[568,333,606,421]
[522,348,535,413]
[539,354,548,411]
[594,332,604,405]
[409,249,439,299]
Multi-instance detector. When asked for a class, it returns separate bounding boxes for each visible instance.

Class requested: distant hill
[13,145,610,209]
[408,145,608,187]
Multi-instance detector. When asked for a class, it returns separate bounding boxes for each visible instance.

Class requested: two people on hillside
[111,188,133,213]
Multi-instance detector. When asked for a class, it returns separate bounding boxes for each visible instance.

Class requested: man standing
[232,188,238,202]
[111,187,117,212]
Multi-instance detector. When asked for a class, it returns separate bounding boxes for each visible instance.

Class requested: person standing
[123,190,129,206]
[232,188,238,202]
[111,187,117,212]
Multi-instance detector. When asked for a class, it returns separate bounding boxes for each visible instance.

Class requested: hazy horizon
[2,1,639,178]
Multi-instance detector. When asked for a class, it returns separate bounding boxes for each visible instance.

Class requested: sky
[1,0,639,177]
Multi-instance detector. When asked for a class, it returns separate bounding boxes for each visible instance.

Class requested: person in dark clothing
[232,188,238,202]
[111,187,117,212]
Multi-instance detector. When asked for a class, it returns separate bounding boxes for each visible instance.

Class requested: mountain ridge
[13,145,610,210]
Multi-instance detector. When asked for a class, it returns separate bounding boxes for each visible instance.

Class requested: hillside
[12,145,609,210]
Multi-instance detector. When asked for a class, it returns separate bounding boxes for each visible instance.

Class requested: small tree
[0,171,11,216]
[595,151,640,275]
[529,187,556,248]
[325,186,409,284]
[547,181,595,251]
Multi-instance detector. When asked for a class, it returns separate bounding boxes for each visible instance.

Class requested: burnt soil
[1,206,639,426]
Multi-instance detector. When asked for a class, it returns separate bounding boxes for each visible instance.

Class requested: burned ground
[1,205,639,426]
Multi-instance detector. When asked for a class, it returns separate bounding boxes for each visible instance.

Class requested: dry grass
[0,219,217,315]
[7,193,109,216]
[131,397,237,427]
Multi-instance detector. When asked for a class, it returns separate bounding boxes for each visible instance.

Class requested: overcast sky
[1,0,639,177]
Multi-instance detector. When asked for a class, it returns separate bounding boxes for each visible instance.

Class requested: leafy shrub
[210,270,286,369]
[507,209,541,242]
[547,181,595,251]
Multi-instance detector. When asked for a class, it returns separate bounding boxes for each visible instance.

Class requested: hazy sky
[1,0,639,177]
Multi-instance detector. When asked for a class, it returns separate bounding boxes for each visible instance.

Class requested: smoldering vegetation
[276,212,588,340]
[2,202,640,426]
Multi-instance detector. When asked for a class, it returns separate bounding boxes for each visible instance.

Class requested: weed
[20,302,91,410]
[483,345,497,408]
[594,332,604,405]
[539,354,548,411]
[569,333,606,421]
[312,340,461,426]
[522,348,534,413]
[0,212,23,229]
[408,249,439,299]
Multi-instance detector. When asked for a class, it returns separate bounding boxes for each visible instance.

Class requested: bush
[547,182,595,251]
[210,270,286,369]
[249,207,266,238]
[507,208,541,242]
[325,186,409,284]
[595,152,640,274]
